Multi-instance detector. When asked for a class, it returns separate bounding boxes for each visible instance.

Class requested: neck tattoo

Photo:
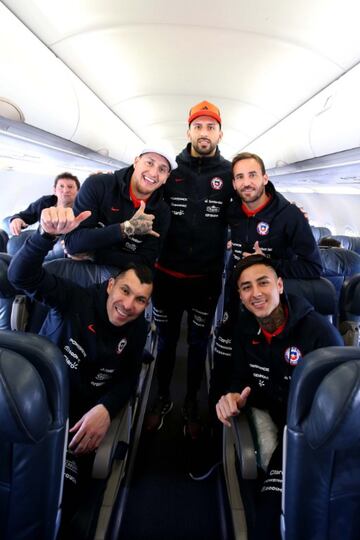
[257,303,285,334]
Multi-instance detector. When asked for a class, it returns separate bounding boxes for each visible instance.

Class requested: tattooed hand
[121,201,159,238]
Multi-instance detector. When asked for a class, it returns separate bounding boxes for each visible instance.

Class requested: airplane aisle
[115,315,235,540]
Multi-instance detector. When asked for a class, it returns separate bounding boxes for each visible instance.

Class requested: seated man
[0,172,80,331]
[8,171,80,235]
[65,142,176,268]
[210,151,323,425]
[215,254,343,540]
[8,206,153,531]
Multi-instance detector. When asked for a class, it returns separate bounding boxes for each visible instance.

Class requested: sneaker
[144,396,173,432]
[182,398,202,440]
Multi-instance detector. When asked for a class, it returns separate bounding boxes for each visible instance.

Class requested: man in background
[9,171,80,235]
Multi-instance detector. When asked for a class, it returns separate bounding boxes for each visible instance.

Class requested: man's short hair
[54,172,80,190]
[114,262,153,285]
[232,152,266,176]
[319,237,341,248]
[233,254,280,286]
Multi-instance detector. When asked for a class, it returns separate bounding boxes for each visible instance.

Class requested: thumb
[240,386,251,404]
[132,200,146,219]
[74,210,92,224]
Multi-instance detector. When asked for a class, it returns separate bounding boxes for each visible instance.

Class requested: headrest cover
[0,349,49,442]
[304,360,360,450]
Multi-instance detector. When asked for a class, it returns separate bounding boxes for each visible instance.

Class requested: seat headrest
[0,228,8,252]
[44,258,118,286]
[331,235,360,255]
[6,230,35,256]
[303,360,360,450]
[0,253,17,298]
[0,348,49,442]
[343,275,360,315]
[284,278,336,316]
[311,226,331,243]
[320,247,360,277]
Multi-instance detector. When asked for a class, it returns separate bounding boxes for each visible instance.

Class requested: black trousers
[246,443,283,540]
[152,270,222,400]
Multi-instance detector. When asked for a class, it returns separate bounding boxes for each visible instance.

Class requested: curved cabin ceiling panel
[0,3,79,138]
[0,3,142,164]
[3,0,360,167]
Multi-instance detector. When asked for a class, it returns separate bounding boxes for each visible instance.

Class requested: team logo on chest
[117,338,128,355]
[211,177,223,190]
[257,221,270,236]
[284,346,302,366]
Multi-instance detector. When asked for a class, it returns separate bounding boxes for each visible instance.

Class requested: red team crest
[211,177,223,190]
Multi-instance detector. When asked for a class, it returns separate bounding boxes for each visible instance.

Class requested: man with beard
[228,152,322,278]
[65,143,176,268]
[210,152,322,439]
[145,101,234,438]
[216,254,342,539]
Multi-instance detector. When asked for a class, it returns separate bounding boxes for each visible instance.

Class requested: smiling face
[237,263,283,318]
[131,152,171,199]
[187,116,223,157]
[106,269,152,327]
[232,158,269,210]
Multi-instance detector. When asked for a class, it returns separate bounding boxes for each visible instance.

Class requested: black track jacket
[8,232,148,421]
[65,167,170,268]
[157,144,233,276]
[9,194,57,225]
[230,294,343,430]
[228,181,323,278]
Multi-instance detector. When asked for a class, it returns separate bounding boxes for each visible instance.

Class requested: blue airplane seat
[338,274,360,346]
[7,229,66,260]
[0,331,68,540]
[0,228,9,252]
[282,346,360,540]
[329,235,360,255]
[319,246,360,311]
[310,225,332,243]
[284,277,337,321]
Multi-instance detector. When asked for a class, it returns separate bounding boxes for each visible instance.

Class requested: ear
[264,173,269,185]
[278,277,284,295]
[107,277,115,294]
[218,129,223,143]
[134,156,140,167]
[186,128,191,141]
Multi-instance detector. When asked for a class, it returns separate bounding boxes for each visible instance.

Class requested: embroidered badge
[284,346,302,366]
[117,338,128,355]
[211,177,223,190]
[257,221,270,236]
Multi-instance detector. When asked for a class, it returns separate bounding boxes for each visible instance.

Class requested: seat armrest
[92,403,132,480]
[231,413,258,480]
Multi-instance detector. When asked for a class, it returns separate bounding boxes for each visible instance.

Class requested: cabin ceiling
[1,0,360,192]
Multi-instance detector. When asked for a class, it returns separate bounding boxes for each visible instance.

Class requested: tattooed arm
[120,200,159,238]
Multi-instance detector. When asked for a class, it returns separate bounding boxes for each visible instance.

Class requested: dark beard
[192,140,216,156]
[256,303,285,334]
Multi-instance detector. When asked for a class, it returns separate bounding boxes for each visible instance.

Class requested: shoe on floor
[144,395,173,432]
